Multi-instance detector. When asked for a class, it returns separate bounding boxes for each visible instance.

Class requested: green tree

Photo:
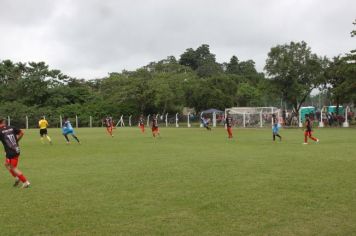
[265,41,325,118]
[179,44,222,77]
[0,60,27,102]
[226,56,239,74]
[324,57,351,114]
[342,19,356,104]
[236,83,261,106]
[187,75,237,111]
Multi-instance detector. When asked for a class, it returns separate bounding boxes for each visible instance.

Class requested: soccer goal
[225,107,281,128]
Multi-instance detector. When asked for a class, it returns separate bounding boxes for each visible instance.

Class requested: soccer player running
[104,116,114,137]
[62,117,81,144]
[138,115,145,133]
[0,118,30,188]
[151,114,160,138]
[272,114,282,141]
[225,113,233,139]
[303,114,319,144]
[39,116,52,144]
[201,116,211,131]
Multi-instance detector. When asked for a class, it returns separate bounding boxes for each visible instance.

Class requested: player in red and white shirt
[225,113,233,139]
[0,118,30,188]
[303,114,319,144]
[138,115,145,133]
[151,114,160,138]
[104,116,114,137]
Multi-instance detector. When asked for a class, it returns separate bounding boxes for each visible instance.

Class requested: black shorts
[40,129,48,136]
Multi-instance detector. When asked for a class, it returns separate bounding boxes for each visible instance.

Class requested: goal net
[225,107,281,128]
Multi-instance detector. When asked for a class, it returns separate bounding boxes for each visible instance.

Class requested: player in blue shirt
[62,117,80,144]
[272,114,282,141]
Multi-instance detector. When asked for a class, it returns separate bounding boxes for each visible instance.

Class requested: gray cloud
[0,0,355,78]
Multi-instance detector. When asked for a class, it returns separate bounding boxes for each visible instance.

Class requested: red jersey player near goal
[303,114,319,144]
[225,113,233,139]
[104,116,114,137]
[0,118,30,188]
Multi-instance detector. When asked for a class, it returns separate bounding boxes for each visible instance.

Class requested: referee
[39,116,52,144]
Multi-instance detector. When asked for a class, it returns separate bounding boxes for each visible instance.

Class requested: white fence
[3,108,354,129]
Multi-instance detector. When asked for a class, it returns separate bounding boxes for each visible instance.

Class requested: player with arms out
[0,118,30,188]
[138,115,145,133]
[151,114,160,138]
[104,116,114,137]
[225,113,233,139]
[62,117,81,144]
[201,116,211,131]
[303,114,319,144]
[39,116,52,144]
[272,114,282,141]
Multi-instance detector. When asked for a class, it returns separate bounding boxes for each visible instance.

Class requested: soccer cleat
[13,178,20,187]
[22,182,30,188]
[303,142,308,145]
[316,139,320,143]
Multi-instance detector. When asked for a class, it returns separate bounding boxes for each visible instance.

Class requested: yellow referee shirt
[39,119,49,129]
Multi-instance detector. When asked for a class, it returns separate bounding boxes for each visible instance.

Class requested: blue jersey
[272,124,280,133]
[272,117,280,133]
[62,120,74,134]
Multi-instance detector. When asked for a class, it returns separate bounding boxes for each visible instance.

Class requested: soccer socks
[7,158,18,177]
[64,134,80,143]
[64,134,70,142]
[8,169,27,183]
[227,128,233,138]
[42,136,52,144]
[309,136,318,141]
[273,133,281,141]
[72,135,80,143]
[6,158,29,186]
[304,134,318,143]
[9,169,17,177]
[17,174,27,183]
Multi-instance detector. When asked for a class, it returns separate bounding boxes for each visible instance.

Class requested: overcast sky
[0,0,355,79]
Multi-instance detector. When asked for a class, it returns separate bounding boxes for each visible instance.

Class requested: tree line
[0,22,355,127]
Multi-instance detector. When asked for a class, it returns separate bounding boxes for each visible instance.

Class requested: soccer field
[0,127,355,235]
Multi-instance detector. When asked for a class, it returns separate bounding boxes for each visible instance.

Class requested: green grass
[0,127,356,235]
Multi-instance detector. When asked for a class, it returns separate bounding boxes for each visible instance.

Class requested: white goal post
[225,107,281,128]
